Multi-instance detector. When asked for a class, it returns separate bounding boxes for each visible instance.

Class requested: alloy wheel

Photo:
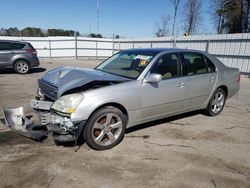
[91,113,123,146]
[16,61,29,73]
[211,91,225,114]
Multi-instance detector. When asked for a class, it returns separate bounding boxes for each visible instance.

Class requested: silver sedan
[3,48,240,150]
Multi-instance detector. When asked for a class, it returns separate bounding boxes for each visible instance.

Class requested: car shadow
[61,110,202,150]
[0,67,46,74]
[126,110,201,134]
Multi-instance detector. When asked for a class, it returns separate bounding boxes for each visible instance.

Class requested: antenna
[96,0,99,33]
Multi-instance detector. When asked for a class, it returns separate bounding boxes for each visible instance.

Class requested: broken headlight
[51,94,83,114]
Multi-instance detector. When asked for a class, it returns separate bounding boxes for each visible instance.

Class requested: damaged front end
[2,99,85,143]
[2,66,128,144]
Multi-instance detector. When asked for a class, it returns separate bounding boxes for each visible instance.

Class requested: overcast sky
[0,0,214,38]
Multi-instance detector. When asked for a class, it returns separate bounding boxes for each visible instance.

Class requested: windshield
[96,51,157,79]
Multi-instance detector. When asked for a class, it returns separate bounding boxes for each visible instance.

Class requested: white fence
[1,33,250,74]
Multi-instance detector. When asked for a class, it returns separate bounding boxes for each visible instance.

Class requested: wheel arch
[88,102,129,124]
[217,85,228,98]
[13,58,30,68]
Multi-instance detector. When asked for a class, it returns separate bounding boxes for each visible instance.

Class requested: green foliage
[0,27,80,37]
[88,33,103,38]
[214,0,250,33]
[21,27,44,37]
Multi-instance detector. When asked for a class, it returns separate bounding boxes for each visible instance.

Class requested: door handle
[210,77,215,82]
[177,82,185,88]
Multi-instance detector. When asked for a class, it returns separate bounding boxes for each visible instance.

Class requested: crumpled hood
[40,66,130,99]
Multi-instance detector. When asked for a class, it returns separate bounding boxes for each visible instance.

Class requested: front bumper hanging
[3,107,48,141]
[2,100,85,143]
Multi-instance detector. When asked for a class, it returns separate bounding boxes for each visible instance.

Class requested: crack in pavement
[225,126,250,130]
[144,140,196,150]
[213,156,249,177]
[211,179,217,188]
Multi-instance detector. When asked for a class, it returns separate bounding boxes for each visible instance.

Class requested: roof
[0,40,28,44]
[122,48,206,55]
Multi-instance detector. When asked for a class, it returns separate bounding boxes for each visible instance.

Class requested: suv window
[0,42,11,50]
[183,53,207,75]
[151,53,182,80]
[12,43,25,50]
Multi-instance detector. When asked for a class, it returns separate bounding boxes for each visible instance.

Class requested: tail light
[236,73,240,83]
[26,49,37,55]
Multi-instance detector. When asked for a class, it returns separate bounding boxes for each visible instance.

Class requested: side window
[205,56,216,73]
[12,43,25,50]
[0,42,11,51]
[151,53,182,80]
[183,53,207,75]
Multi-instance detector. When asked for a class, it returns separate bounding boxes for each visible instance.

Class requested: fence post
[96,40,98,59]
[132,40,135,49]
[112,34,115,55]
[206,40,210,52]
[119,40,121,51]
[75,33,78,59]
[49,40,51,58]
[151,40,153,48]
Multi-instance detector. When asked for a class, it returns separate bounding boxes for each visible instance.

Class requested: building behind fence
[1,33,250,74]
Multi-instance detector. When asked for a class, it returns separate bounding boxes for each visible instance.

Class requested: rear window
[205,57,216,72]
[0,42,11,50]
[183,53,207,75]
[12,43,26,49]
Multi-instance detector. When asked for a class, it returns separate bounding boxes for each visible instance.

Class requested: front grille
[38,79,58,101]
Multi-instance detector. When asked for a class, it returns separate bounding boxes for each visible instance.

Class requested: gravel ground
[0,59,249,188]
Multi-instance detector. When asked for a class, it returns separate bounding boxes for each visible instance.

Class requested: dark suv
[0,40,39,74]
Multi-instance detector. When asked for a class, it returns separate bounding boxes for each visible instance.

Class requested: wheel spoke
[94,122,104,129]
[215,93,219,102]
[105,113,113,125]
[212,105,217,112]
[110,121,122,129]
[95,131,105,143]
[107,132,116,143]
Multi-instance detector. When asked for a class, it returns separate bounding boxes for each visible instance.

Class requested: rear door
[0,42,12,67]
[182,52,217,109]
[140,52,187,120]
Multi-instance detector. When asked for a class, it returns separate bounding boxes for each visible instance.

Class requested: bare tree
[170,0,181,36]
[183,0,202,35]
[154,15,171,37]
[211,0,250,34]
[210,0,225,34]
[241,0,250,32]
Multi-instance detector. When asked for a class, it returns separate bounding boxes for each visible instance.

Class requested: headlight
[51,94,83,114]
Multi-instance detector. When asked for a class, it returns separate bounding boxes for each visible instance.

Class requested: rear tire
[14,60,30,74]
[83,106,127,150]
[204,88,226,116]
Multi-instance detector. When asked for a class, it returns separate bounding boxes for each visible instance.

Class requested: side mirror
[144,73,162,83]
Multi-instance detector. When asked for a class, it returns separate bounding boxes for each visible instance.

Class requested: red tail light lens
[237,73,240,83]
[26,49,37,54]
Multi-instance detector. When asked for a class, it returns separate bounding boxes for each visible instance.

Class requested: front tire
[14,60,30,74]
[204,88,226,116]
[83,106,127,150]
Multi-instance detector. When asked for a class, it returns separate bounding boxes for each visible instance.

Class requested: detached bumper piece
[3,107,48,142]
[2,106,85,144]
